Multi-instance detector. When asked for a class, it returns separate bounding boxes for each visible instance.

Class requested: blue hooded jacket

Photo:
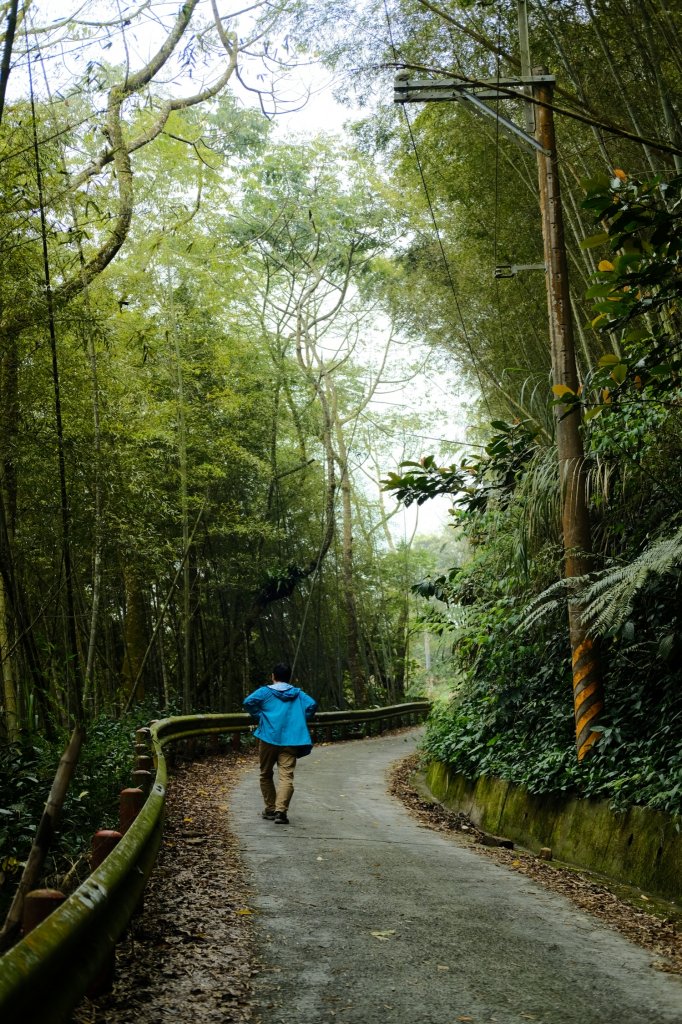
[243,684,317,756]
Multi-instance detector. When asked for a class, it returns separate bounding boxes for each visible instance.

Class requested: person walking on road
[243,663,317,824]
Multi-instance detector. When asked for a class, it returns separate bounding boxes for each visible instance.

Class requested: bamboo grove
[0,1,440,745]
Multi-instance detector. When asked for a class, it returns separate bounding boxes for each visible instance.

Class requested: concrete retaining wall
[425,761,682,900]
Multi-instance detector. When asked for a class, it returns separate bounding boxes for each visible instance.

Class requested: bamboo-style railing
[0,702,429,1024]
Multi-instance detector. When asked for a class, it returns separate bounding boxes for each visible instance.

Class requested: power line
[390,59,682,160]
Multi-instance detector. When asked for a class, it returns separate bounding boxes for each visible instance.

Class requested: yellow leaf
[591,313,608,328]
[552,384,574,398]
[613,168,628,181]
[370,929,396,941]
[511,859,522,868]
[598,260,614,272]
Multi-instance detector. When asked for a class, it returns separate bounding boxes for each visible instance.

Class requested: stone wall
[425,761,682,900]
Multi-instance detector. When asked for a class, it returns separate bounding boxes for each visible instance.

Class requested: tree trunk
[334,410,365,706]
[121,564,148,704]
[0,574,18,741]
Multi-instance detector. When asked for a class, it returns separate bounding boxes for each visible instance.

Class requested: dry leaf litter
[389,752,682,976]
[73,751,259,1024]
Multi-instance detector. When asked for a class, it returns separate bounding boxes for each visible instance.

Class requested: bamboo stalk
[0,724,84,950]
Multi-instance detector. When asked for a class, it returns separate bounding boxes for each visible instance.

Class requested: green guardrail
[0,701,430,1023]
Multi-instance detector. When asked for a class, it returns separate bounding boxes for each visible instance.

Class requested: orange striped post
[572,638,603,760]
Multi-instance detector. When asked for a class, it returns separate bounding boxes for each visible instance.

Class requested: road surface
[230,730,682,1024]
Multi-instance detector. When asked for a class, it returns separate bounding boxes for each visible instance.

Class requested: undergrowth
[421,619,682,817]
[0,702,165,917]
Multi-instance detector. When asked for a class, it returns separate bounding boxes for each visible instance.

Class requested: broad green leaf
[583,407,604,422]
[581,232,609,250]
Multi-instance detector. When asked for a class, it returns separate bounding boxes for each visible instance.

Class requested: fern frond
[581,526,682,632]
[519,574,580,632]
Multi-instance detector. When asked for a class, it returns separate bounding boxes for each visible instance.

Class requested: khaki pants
[259,740,297,812]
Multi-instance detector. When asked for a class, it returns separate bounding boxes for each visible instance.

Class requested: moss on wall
[425,761,682,900]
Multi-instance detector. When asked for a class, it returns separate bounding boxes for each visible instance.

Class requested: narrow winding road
[231,731,682,1024]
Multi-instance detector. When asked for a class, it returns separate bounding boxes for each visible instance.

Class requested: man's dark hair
[272,662,292,682]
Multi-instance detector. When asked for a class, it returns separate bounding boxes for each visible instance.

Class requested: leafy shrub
[421,602,682,815]
[0,703,163,912]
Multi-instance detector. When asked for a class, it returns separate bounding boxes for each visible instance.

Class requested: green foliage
[414,169,682,817]
[423,637,682,815]
[0,706,160,911]
[581,172,682,417]
[383,420,540,515]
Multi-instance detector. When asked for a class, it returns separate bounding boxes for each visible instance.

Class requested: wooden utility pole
[532,71,604,760]
[395,58,605,760]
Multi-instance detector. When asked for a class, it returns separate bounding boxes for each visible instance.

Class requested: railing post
[22,889,65,935]
[88,830,122,996]
[135,727,151,751]
[132,769,153,797]
[90,829,122,869]
[119,788,144,834]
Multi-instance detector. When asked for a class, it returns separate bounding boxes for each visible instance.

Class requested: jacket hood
[269,685,301,701]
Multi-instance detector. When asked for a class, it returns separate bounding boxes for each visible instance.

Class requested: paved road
[230,731,682,1024]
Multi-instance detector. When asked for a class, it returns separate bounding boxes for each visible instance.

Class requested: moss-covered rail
[0,702,429,1024]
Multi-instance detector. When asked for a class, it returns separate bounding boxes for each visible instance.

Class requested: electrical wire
[391,58,682,160]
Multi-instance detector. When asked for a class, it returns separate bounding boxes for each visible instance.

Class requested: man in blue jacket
[243,663,317,824]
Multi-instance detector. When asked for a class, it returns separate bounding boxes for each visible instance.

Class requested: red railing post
[131,769,153,796]
[22,889,65,935]
[119,788,144,834]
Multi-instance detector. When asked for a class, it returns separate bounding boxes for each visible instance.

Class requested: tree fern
[522,524,682,637]
[580,527,682,634]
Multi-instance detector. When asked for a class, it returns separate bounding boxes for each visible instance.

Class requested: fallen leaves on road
[370,929,397,941]
[73,751,259,1023]
[390,754,682,975]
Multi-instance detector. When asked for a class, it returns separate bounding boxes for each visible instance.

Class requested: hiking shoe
[273,811,289,824]
[262,809,276,820]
